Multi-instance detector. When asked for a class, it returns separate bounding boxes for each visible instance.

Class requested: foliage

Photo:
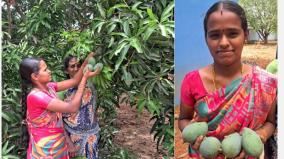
[239,0,277,43]
[2,0,174,158]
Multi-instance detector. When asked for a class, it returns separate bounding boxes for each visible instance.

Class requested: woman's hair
[63,55,82,79]
[19,57,41,148]
[203,0,248,37]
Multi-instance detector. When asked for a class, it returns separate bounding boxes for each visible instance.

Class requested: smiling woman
[177,1,277,158]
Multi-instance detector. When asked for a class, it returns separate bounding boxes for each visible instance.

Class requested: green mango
[57,91,66,100]
[221,132,242,158]
[84,64,94,73]
[182,122,208,144]
[88,57,96,65]
[199,137,221,158]
[93,63,103,71]
[266,59,278,75]
[87,64,94,71]
[241,127,263,157]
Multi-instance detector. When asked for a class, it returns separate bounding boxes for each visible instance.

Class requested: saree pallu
[188,66,277,159]
[27,111,69,159]
[27,127,69,159]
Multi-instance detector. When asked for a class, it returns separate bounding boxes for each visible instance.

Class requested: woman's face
[35,60,52,83]
[206,10,247,66]
[66,57,80,78]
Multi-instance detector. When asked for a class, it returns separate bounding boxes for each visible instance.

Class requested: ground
[174,43,277,159]
[113,101,165,159]
[241,43,277,68]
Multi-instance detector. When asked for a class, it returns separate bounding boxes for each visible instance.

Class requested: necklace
[212,63,243,91]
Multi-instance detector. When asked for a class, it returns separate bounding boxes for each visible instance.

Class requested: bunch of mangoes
[84,57,103,73]
[182,122,263,158]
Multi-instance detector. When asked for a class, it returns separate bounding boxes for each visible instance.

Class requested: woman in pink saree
[19,53,101,159]
[178,1,277,159]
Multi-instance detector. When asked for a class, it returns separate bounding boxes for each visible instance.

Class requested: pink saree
[180,66,277,158]
[26,83,69,159]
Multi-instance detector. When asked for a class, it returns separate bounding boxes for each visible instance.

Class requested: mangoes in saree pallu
[182,122,208,144]
[241,127,263,157]
[221,132,242,158]
[199,137,221,158]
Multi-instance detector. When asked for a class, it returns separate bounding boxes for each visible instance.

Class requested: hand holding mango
[80,52,95,68]
[182,122,263,158]
[83,57,103,77]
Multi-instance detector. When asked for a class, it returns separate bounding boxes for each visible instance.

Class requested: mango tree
[2,0,174,158]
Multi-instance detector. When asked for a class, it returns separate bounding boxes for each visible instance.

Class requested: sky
[174,0,237,105]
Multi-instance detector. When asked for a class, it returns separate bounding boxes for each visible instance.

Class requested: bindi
[220,3,224,15]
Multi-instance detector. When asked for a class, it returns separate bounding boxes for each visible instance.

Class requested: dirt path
[114,102,163,159]
[174,106,188,159]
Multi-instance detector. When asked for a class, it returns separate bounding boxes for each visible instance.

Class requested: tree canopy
[239,0,277,43]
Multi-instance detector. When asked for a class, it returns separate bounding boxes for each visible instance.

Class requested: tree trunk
[7,3,12,39]
[263,33,269,44]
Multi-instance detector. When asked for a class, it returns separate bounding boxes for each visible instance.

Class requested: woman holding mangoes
[178,1,277,158]
[62,55,103,159]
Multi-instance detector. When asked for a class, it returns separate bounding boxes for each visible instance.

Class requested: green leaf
[123,21,131,36]
[143,27,156,41]
[107,23,117,34]
[107,4,129,17]
[161,1,174,23]
[2,141,9,153]
[97,2,106,19]
[2,155,19,159]
[137,98,146,113]
[110,32,128,38]
[108,36,115,48]
[41,21,51,29]
[148,100,159,115]
[130,38,143,53]
[93,21,106,33]
[159,24,167,37]
[132,2,143,9]
[166,128,174,137]
[157,81,169,95]
[147,8,159,22]
[109,41,128,59]
[2,112,12,122]
[114,44,130,73]
[122,67,133,87]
